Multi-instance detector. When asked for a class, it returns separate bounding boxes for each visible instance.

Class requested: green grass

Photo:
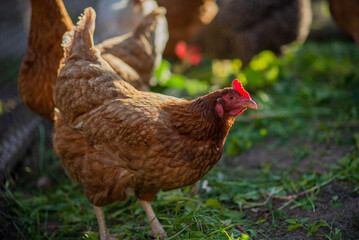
[1,41,359,240]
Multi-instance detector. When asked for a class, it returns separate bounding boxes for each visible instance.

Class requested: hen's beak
[243,99,258,110]
[229,98,257,116]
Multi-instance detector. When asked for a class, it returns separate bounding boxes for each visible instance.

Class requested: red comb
[232,79,251,99]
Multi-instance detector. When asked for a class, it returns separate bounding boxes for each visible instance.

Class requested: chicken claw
[149,230,168,240]
[104,234,118,240]
[139,200,167,239]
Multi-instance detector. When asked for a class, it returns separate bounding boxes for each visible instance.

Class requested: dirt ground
[229,137,359,240]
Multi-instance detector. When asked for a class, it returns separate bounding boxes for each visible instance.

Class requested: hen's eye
[228,95,234,100]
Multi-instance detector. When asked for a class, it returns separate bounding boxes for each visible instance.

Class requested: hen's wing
[76,91,184,166]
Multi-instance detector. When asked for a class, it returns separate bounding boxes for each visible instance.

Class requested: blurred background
[1,0,358,239]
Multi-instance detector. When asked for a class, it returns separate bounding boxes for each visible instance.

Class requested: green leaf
[204,198,222,209]
[190,231,205,237]
[299,217,309,224]
[240,233,250,240]
[287,224,302,231]
[307,220,328,237]
[285,219,298,225]
[335,227,341,235]
[331,203,342,209]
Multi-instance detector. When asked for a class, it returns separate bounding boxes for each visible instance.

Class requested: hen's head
[215,79,257,117]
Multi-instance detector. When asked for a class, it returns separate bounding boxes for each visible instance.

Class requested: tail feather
[134,7,166,37]
[62,7,96,57]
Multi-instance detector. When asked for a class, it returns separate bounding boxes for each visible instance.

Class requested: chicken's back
[55,7,139,126]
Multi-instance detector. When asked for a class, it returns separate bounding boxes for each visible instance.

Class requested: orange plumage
[18,0,73,120]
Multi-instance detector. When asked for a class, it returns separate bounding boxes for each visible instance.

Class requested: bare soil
[228,136,359,240]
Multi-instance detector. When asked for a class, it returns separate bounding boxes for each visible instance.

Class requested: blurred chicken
[18,0,73,120]
[96,0,168,67]
[328,0,359,46]
[96,8,166,91]
[193,0,312,65]
[18,0,165,121]
[54,7,257,239]
[157,0,218,57]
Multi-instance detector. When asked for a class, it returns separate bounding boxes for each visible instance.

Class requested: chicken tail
[133,7,166,37]
[62,7,96,57]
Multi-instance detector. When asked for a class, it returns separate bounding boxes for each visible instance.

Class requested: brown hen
[54,7,257,239]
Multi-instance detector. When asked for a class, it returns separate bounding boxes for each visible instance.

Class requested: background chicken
[17,0,73,120]
[328,0,359,46]
[96,0,168,67]
[193,0,312,65]
[54,7,257,239]
[96,8,166,91]
[157,0,218,57]
[18,0,166,121]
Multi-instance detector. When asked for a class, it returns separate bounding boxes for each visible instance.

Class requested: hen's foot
[148,217,167,239]
[149,230,167,239]
[103,233,118,240]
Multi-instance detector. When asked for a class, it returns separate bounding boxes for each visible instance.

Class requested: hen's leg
[138,200,167,239]
[93,205,117,240]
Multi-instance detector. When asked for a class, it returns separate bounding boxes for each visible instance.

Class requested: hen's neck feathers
[168,90,235,141]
